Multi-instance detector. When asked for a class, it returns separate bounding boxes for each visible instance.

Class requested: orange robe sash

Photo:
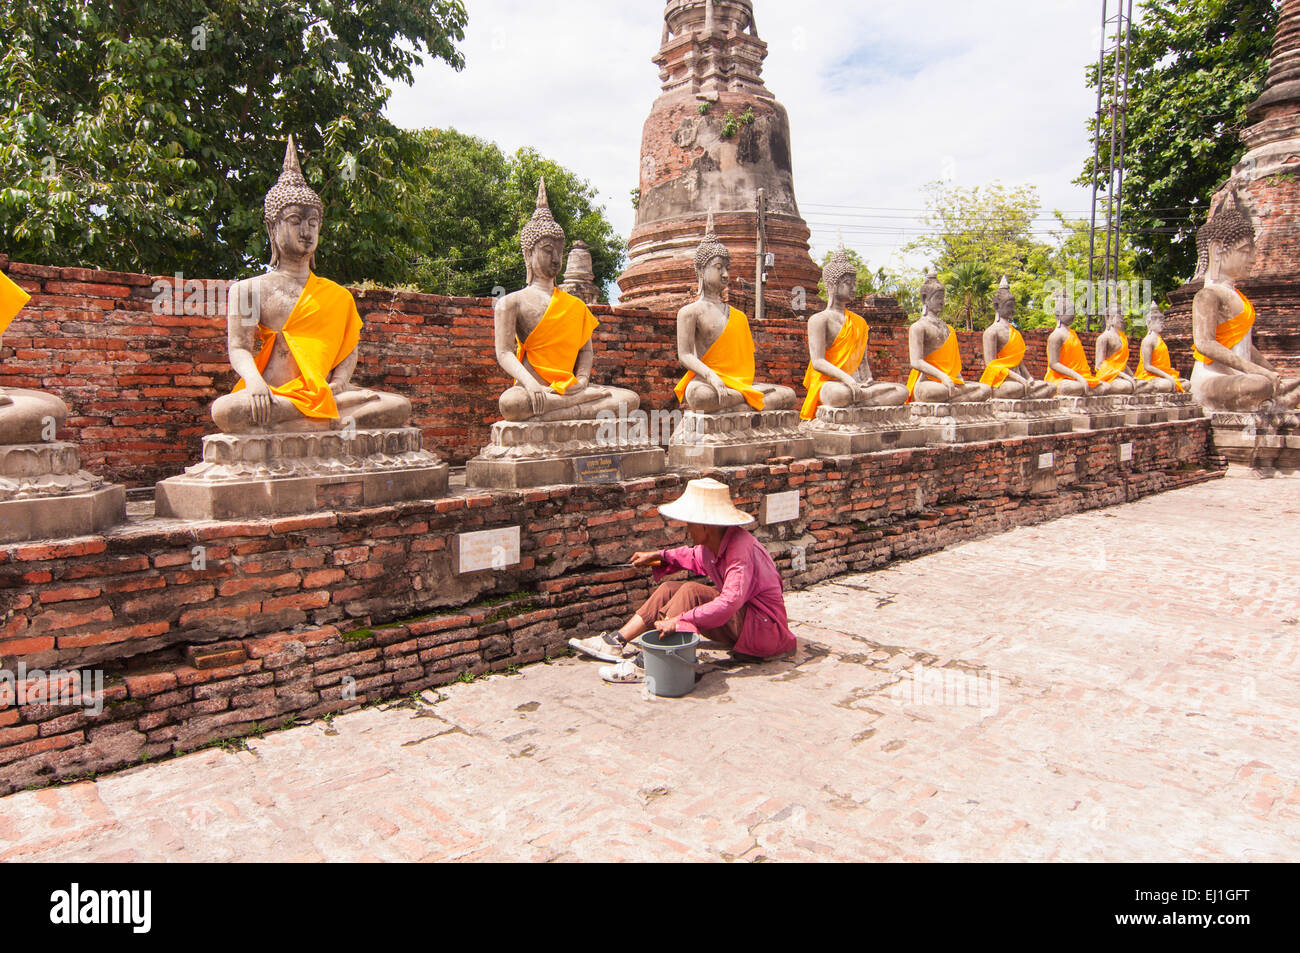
[1095,333,1131,383]
[801,311,869,420]
[979,325,1026,388]
[1194,291,1256,365]
[1136,336,1184,393]
[232,273,362,421]
[907,325,965,402]
[0,270,31,336]
[1045,329,1101,387]
[675,307,765,411]
[516,288,599,395]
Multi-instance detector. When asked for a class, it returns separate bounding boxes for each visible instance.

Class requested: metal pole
[1112,0,1135,317]
[1102,4,1124,323]
[755,188,767,323]
[1087,0,1109,330]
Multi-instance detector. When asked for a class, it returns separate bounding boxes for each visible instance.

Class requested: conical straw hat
[658,478,756,527]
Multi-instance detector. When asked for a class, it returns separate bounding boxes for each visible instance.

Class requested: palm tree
[945,262,994,331]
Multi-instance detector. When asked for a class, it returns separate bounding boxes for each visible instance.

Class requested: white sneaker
[568,632,627,663]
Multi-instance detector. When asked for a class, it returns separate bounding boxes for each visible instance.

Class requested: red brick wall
[0,420,1219,791]
[0,259,1126,489]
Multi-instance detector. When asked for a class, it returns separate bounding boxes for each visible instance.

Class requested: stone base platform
[1060,395,1130,432]
[802,405,927,455]
[0,441,126,543]
[155,428,449,521]
[989,398,1074,438]
[909,402,1007,445]
[668,409,815,468]
[1210,411,1300,477]
[466,419,666,489]
[1124,393,1203,427]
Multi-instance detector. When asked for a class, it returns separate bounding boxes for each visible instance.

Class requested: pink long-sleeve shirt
[655,526,797,659]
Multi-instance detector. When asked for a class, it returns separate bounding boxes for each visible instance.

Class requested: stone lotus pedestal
[0,442,126,544]
[908,402,1007,445]
[1124,392,1202,427]
[801,405,927,456]
[989,398,1074,438]
[466,419,666,490]
[668,409,815,469]
[1059,395,1130,432]
[155,428,448,522]
[1209,410,1299,477]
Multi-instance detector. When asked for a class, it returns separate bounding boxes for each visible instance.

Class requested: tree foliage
[900,180,1144,331]
[1080,0,1279,294]
[0,0,468,285]
[406,129,626,299]
[944,262,994,332]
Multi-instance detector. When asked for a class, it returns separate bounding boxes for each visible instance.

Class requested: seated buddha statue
[907,268,992,403]
[1190,190,1300,412]
[801,244,908,419]
[0,269,70,444]
[493,181,639,422]
[211,137,411,434]
[1136,303,1191,394]
[1093,301,1146,395]
[980,276,1056,399]
[675,214,798,414]
[1045,289,1112,397]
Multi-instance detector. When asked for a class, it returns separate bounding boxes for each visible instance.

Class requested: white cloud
[386,0,1114,291]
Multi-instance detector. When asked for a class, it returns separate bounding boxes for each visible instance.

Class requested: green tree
[944,262,994,331]
[1080,0,1279,294]
[405,129,626,299]
[0,1,468,284]
[903,180,1047,330]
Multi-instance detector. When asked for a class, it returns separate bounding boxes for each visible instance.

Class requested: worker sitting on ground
[569,478,797,684]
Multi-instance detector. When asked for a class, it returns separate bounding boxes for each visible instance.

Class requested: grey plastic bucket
[638,630,700,698]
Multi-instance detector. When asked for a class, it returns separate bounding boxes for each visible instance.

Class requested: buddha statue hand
[245,379,282,427]
[529,385,550,418]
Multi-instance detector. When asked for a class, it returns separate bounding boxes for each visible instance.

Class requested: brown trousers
[636,580,745,647]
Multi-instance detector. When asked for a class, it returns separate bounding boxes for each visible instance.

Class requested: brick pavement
[0,477,1296,862]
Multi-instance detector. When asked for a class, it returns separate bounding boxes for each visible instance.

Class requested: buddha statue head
[822,243,857,307]
[1192,222,1211,282]
[694,211,731,297]
[1051,287,1075,326]
[521,178,567,284]
[264,136,324,271]
[1205,189,1257,283]
[920,267,945,319]
[1105,297,1126,332]
[1146,302,1166,336]
[992,275,1015,323]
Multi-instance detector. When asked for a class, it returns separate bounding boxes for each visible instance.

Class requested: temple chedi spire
[1167,1,1300,339]
[1225,0,1300,280]
[617,0,821,308]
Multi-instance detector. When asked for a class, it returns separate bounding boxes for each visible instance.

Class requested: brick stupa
[617,0,821,309]
[1167,0,1300,373]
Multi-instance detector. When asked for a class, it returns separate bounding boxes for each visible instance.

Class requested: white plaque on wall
[456,527,521,574]
[761,490,801,526]
[1038,453,1055,470]
[1120,443,1134,463]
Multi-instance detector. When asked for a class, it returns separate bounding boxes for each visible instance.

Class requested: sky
[386,0,1122,298]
